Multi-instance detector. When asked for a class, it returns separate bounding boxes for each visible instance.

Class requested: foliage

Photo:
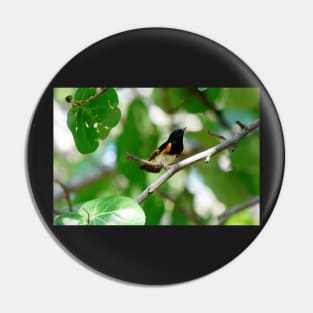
[55,196,145,225]
[67,88,120,154]
[54,88,260,225]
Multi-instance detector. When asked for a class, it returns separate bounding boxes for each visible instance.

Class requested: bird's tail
[139,164,161,173]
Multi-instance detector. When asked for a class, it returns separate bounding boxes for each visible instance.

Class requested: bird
[140,127,186,173]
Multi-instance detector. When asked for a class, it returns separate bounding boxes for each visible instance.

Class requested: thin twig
[236,120,249,130]
[54,178,73,212]
[66,87,109,106]
[208,130,226,141]
[218,196,260,225]
[125,152,167,171]
[157,190,200,225]
[136,120,259,204]
[81,208,90,224]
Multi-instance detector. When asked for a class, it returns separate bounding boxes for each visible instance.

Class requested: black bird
[140,127,186,173]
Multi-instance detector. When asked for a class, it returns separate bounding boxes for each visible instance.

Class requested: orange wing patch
[164,142,172,154]
[149,149,160,161]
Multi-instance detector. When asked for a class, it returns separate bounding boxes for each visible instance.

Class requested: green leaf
[74,88,97,101]
[67,88,120,154]
[78,196,146,225]
[97,124,110,140]
[67,106,98,153]
[55,213,86,225]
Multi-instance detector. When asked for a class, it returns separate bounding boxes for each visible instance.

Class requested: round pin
[27,28,284,284]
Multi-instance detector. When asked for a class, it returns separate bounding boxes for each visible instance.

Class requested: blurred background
[54,87,260,225]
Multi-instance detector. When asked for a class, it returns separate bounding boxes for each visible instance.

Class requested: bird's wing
[149,141,172,161]
[148,148,160,161]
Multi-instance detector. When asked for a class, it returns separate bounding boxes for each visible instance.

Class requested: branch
[218,196,260,225]
[125,152,167,171]
[236,120,249,130]
[207,130,226,141]
[54,178,73,212]
[66,87,109,106]
[136,120,260,204]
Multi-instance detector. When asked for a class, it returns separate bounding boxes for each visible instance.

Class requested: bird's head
[168,127,186,141]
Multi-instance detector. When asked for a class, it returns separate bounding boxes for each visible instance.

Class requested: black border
[27,28,285,284]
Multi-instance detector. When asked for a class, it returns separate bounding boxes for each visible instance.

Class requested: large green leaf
[78,196,145,225]
[55,213,86,225]
[67,88,120,154]
[74,88,97,101]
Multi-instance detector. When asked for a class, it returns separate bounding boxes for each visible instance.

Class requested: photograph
[53,87,260,225]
